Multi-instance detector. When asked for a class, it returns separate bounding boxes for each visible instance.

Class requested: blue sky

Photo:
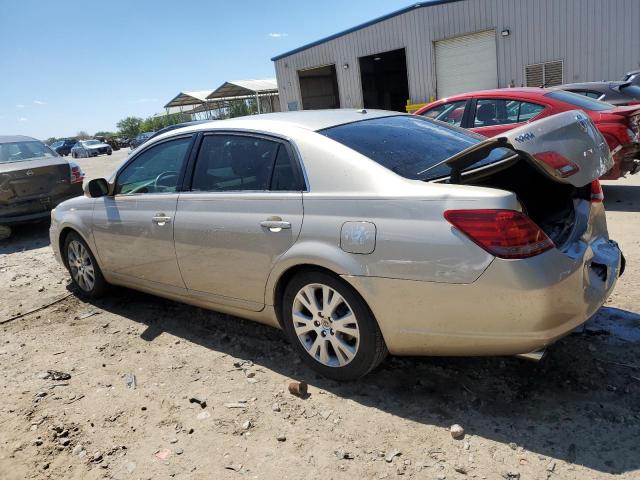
[0,0,408,139]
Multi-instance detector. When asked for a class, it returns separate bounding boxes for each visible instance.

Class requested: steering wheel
[154,171,178,189]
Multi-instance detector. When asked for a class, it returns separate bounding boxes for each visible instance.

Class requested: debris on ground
[124,373,136,389]
[288,381,308,397]
[450,424,465,439]
[43,370,71,381]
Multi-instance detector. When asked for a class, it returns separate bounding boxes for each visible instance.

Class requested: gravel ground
[0,155,638,480]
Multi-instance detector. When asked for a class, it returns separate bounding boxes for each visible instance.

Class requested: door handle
[260,217,291,232]
[152,214,172,226]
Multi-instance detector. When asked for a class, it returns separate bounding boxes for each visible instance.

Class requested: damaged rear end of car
[433,110,624,355]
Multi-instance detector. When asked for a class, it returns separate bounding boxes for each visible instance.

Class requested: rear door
[174,132,305,311]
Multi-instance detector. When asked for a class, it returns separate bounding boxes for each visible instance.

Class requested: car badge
[26,170,34,176]
[576,113,589,132]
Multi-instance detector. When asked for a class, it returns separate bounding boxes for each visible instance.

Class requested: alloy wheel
[292,283,360,367]
[67,240,95,292]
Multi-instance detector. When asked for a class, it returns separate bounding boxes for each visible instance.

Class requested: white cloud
[33,100,46,105]
[16,104,25,108]
[17,117,28,122]
[268,32,288,38]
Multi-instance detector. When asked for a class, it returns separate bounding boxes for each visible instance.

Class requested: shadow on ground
[0,221,50,255]
[603,184,640,212]
[82,288,640,475]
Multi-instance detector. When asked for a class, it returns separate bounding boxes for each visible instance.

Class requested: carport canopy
[206,79,278,101]
[164,90,214,109]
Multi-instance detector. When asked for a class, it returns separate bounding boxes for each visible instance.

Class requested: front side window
[421,100,467,127]
[115,136,192,195]
[192,135,303,192]
[320,115,511,181]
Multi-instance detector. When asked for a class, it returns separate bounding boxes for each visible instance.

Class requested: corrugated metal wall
[274,0,640,110]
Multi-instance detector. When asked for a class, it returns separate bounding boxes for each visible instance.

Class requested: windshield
[545,90,613,111]
[0,141,57,163]
[84,140,100,145]
[319,115,512,181]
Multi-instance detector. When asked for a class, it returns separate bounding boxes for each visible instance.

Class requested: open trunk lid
[0,157,71,204]
[442,110,613,187]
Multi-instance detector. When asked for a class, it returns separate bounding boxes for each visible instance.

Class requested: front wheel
[63,232,108,298]
[282,271,387,381]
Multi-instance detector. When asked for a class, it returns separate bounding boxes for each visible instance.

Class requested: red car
[415,88,640,179]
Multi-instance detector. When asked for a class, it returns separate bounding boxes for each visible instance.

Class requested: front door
[92,135,193,291]
[174,133,305,310]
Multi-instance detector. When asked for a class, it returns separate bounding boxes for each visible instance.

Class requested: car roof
[559,81,627,91]
[0,135,39,144]
[167,109,401,139]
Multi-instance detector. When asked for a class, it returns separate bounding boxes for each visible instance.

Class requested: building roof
[271,0,464,61]
[206,79,278,100]
[164,90,214,108]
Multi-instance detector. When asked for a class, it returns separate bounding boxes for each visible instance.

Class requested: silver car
[49,110,623,380]
[70,139,113,158]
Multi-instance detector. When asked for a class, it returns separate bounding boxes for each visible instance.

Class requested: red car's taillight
[444,209,554,259]
[591,179,604,203]
[533,151,580,177]
[69,161,85,184]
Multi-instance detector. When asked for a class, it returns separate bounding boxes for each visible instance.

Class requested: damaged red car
[415,88,640,179]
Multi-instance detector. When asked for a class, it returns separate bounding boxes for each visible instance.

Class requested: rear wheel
[63,232,108,298]
[282,271,387,381]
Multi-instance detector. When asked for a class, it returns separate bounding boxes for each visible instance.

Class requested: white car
[70,140,112,158]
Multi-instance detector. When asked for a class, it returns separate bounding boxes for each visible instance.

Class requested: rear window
[0,141,57,163]
[620,84,640,98]
[545,90,612,111]
[319,115,512,181]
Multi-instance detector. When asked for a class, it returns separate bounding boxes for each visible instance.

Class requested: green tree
[116,116,143,139]
[94,131,116,138]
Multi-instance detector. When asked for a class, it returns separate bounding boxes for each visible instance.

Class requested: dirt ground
[1,152,639,479]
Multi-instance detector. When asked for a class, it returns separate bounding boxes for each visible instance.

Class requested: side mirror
[85,178,110,198]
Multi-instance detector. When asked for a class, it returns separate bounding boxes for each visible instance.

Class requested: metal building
[272,0,640,112]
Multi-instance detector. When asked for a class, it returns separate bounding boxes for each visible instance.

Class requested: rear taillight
[591,179,604,203]
[444,209,554,259]
[533,151,580,178]
[69,161,85,184]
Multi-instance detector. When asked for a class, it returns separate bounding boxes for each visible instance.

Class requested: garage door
[435,30,498,99]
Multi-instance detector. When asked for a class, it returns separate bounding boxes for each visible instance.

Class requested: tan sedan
[50,110,623,380]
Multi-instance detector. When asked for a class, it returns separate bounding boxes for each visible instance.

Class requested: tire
[72,152,76,159]
[281,271,387,381]
[63,232,108,298]
[107,151,112,155]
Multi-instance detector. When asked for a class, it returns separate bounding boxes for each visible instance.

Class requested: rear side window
[421,100,467,127]
[192,135,303,192]
[473,99,544,127]
[545,90,612,111]
[320,115,511,181]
